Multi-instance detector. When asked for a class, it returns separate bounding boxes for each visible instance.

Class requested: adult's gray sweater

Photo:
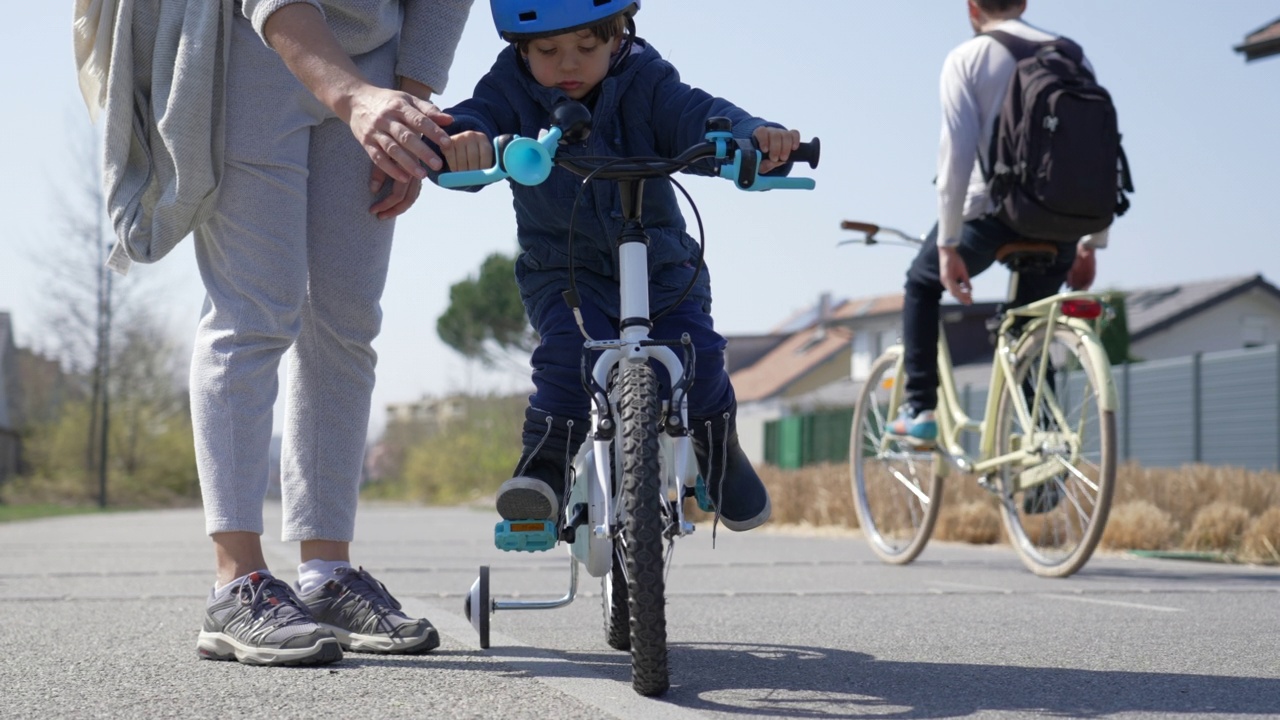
[77,0,472,273]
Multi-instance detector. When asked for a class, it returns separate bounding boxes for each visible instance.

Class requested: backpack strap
[1115,140,1135,217]
[984,29,1087,67]
[982,29,1043,62]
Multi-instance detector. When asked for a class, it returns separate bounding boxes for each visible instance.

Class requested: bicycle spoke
[1054,454,1100,494]
[851,350,942,564]
[889,461,932,505]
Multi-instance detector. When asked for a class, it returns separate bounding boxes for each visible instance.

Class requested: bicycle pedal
[494,520,558,552]
[693,475,715,513]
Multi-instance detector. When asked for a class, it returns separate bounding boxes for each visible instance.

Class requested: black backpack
[983,30,1134,242]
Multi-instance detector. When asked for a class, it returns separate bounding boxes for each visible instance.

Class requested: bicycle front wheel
[994,323,1116,578]
[616,362,669,696]
[602,541,629,650]
[850,348,943,564]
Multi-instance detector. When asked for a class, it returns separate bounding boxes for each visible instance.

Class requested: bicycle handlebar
[838,220,923,247]
[437,101,818,192]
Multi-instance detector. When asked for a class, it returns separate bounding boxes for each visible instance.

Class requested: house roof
[769,296,854,334]
[724,333,789,374]
[734,275,1280,406]
[1236,17,1280,61]
[730,325,853,403]
[1123,274,1280,341]
[831,293,904,322]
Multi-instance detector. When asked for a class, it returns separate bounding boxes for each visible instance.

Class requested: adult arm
[935,47,982,304]
[258,3,455,209]
[398,0,474,94]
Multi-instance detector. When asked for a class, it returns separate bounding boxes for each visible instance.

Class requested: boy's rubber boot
[691,404,771,532]
[495,407,587,522]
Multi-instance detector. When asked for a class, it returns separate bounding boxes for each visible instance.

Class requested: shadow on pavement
[485,641,1280,718]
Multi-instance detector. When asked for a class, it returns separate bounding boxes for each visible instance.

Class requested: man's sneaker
[887,407,937,446]
[496,455,564,521]
[298,566,439,654]
[197,572,342,666]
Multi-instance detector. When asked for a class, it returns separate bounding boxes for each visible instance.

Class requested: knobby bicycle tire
[602,540,630,650]
[994,323,1117,578]
[617,362,669,696]
[850,348,944,564]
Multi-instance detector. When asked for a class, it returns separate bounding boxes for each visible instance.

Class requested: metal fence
[764,343,1280,471]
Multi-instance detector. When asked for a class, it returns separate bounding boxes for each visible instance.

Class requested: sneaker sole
[885,431,937,450]
[196,632,342,666]
[496,478,557,521]
[719,494,772,532]
[327,625,441,655]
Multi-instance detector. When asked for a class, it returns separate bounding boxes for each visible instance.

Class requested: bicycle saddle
[996,242,1058,274]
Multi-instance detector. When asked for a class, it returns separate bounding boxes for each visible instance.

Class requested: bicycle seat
[996,242,1058,275]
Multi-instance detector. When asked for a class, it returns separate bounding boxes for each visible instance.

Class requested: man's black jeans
[901,216,1077,413]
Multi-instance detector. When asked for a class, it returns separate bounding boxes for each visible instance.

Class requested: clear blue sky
[2,1,1278,436]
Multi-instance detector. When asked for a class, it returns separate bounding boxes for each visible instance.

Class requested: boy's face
[522,29,621,100]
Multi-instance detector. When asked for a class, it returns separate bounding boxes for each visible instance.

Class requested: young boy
[434,0,803,532]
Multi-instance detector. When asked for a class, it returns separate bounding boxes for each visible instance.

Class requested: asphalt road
[2,503,1279,719]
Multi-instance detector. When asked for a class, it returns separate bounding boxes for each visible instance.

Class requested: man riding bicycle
[892,0,1130,449]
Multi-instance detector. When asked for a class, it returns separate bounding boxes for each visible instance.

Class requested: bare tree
[31,122,149,505]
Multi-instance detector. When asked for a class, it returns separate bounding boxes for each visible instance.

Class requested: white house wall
[735,397,786,464]
[1132,289,1280,361]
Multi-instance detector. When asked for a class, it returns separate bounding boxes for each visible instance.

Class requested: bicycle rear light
[1061,298,1103,319]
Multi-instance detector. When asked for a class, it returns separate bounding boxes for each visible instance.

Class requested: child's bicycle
[840,221,1117,578]
[438,101,819,696]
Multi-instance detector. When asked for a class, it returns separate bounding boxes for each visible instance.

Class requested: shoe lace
[333,567,404,624]
[701,413,730,548]
[238,575,310,631]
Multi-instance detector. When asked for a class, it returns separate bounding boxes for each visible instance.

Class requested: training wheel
[464,565,491,649]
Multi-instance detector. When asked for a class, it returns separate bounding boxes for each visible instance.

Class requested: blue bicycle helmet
[491,0,640,40]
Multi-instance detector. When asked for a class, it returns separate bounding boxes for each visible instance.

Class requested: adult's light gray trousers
[191,15,396,541]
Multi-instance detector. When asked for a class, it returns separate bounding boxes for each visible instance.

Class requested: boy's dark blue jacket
[436,39,787,323]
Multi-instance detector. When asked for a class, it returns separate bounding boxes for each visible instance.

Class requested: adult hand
[264,6,454,188]
[347,87,454,184]
[1067,241,1097,290]
[754,126,801,173]
[938,245,973,305]
[368,77,447,219]
[369,175,421,220]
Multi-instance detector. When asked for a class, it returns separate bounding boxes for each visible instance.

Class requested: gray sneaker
[197,572,342,666]
[298,566,439,654]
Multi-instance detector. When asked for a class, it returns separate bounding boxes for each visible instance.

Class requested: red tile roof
[1237,17,1280,61]
[730,325,853,403]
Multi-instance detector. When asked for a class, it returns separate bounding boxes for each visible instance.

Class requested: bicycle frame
[911,290,1117,482]
[576,177,699,565]
[453,105,819,680]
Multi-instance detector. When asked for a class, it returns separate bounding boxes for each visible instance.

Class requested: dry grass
[1182,502,1251,552]
[1240,508,1280,564]
[757,461,1280,564]
[935,500,1002,544]
[1101,501,1178,551]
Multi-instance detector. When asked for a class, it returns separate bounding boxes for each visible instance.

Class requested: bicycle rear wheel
[850,348,943,564]
[617,362,668,696]
[994,323,1116,578]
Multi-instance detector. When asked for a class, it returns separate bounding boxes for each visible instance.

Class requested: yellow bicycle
[843,220,1117,578]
